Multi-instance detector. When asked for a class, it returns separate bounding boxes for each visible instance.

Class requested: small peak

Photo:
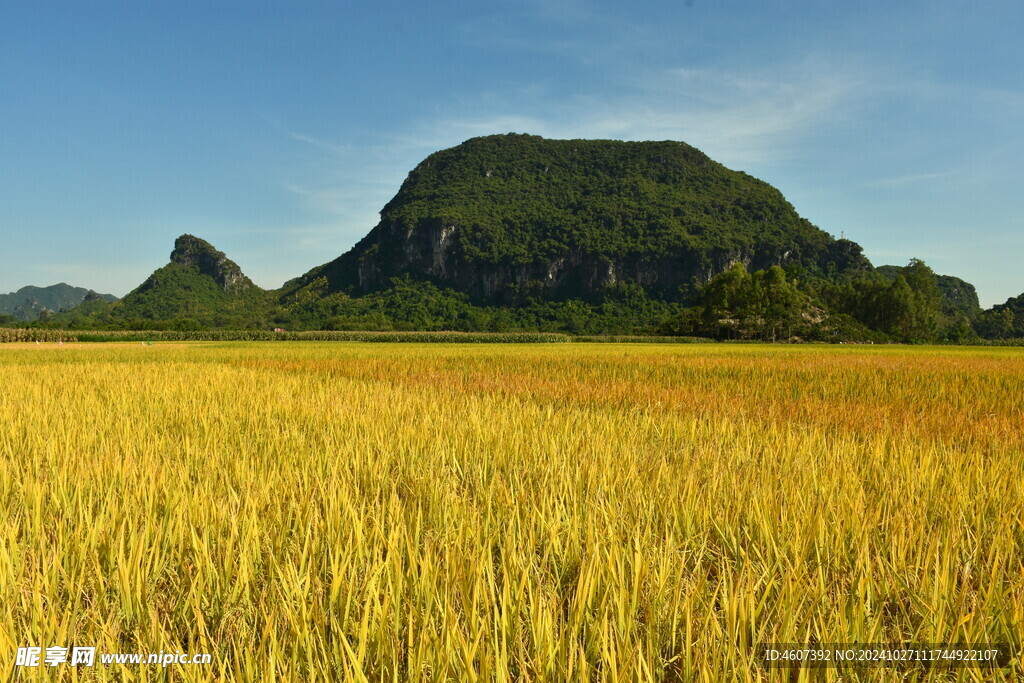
[169,234,255,293]
[171,234,221,264]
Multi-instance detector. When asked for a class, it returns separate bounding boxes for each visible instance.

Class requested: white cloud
[872,171,953,187]
[394,59,872,173]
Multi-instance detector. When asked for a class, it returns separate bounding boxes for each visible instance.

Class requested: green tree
[700,263,752,338]
[880,275,916,340]
[901,259,943,341]
[974,308,1016,339]
[756,265,804,341]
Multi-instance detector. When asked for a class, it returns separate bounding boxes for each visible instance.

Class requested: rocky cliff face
[935,274,981,315]
[287,134,873,304]
[167,234,254,293]
[349,217,836,302]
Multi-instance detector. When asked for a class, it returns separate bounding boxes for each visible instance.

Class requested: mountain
[51,235,272,329]
[0,283,118,321]
[285,133,871,304]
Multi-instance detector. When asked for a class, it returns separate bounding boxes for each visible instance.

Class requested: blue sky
[2,0,1022,307]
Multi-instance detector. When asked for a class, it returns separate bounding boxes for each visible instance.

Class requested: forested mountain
[285,134,870,304]
[28,135,1020,342]
[0,283,117,321]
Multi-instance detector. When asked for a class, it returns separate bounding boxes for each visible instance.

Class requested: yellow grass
[1,342,1022,681]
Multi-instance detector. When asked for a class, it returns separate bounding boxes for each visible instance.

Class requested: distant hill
[0,283,118,321]
[875,265,981,317]
[285,134,871,304]
[50,235,272,329]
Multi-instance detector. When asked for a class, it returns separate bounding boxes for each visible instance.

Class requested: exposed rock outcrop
[168,234,255,293]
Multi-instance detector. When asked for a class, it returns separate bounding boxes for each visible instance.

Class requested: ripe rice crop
[1,342,1022,681]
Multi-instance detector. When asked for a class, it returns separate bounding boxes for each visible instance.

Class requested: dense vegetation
[47,263,276,330]
[975,292,1024,338]
[384,134,834,266]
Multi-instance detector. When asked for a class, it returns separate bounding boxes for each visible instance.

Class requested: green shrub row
[0,328,78,343]
[3,328,718,344]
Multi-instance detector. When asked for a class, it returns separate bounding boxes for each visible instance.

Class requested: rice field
[1,342,1022,681]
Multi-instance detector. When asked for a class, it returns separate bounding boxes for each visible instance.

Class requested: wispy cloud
[267,122,414,251]
[260,115,354,157]
[872,171,953,187]
[458,0,666,68]
[396,59,873,172]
